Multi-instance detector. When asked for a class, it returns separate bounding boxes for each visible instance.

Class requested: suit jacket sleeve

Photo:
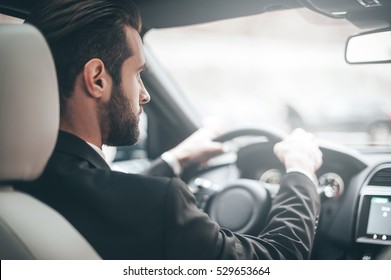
[143,158,176,178]
[163,172,320,259]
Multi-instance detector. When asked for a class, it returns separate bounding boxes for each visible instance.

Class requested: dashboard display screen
[366,197,391,239]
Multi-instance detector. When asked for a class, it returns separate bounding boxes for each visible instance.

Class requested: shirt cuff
[286,168,319,188]
[161,151,182,177]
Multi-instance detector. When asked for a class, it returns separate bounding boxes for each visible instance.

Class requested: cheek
[124,79,140,106]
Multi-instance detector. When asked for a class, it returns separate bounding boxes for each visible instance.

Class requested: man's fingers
[273,129,323,174]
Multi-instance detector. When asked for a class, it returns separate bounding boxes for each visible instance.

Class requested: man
[16,0,322,259]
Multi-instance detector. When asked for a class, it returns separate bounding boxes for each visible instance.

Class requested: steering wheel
[213,127,284,143]
[187,127,285,236]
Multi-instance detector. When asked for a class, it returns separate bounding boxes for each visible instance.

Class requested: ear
[83,59,110,99]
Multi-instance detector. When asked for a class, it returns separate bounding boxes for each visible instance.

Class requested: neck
[60,121,102,149]
[59,98,103,149]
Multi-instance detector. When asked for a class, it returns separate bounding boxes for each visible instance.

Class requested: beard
[99,84,140,147]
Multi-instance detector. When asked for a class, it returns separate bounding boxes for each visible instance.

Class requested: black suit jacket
[16,131,320,259]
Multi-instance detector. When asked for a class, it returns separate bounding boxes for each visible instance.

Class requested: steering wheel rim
[182,127,285,180]
[187,127,285,235]
[212,127,285,143]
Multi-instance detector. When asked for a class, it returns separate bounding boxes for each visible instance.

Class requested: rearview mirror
[345,29,391,64]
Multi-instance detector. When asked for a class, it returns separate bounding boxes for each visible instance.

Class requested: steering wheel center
[206,179,271,235]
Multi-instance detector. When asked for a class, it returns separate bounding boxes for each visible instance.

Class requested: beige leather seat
[0,24,100,259]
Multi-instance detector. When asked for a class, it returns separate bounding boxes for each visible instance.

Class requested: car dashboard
[186,139,391,260]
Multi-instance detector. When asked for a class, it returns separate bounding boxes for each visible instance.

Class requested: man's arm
[144,157,177,177]
[163,128,322,259]
[256,172,320,259]
[143,128,225,178]
[163,172,319,259]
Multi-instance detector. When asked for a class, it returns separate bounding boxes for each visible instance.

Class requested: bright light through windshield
[144,8,391,147]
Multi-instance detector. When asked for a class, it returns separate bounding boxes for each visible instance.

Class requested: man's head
[26,0,150,146]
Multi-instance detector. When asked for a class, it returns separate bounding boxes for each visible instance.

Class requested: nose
[139,79,150,104]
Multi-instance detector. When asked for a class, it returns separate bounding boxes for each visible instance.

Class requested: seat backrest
[0,24,100,259]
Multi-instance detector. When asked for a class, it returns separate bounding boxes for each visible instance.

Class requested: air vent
[368,167,391,186]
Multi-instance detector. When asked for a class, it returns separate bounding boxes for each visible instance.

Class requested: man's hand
[169,128,226,170]
[273,128,323,176]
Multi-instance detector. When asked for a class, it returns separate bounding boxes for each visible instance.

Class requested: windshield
[146,8,391,148]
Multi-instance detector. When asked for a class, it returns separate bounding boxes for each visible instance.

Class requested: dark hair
[25,0,142,115]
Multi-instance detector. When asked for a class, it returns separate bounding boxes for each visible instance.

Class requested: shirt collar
[86,141,106,160]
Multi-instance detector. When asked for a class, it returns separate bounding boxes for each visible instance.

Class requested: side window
[105,112,151,173]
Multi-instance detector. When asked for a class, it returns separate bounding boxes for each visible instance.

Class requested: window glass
[144,9,391,148]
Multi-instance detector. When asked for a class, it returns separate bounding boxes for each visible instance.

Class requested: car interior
[1,0,391,260]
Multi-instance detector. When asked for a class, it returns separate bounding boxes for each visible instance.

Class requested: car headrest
[0,24,59,183]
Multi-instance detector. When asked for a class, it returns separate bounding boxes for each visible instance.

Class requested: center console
[356,164,391,247]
